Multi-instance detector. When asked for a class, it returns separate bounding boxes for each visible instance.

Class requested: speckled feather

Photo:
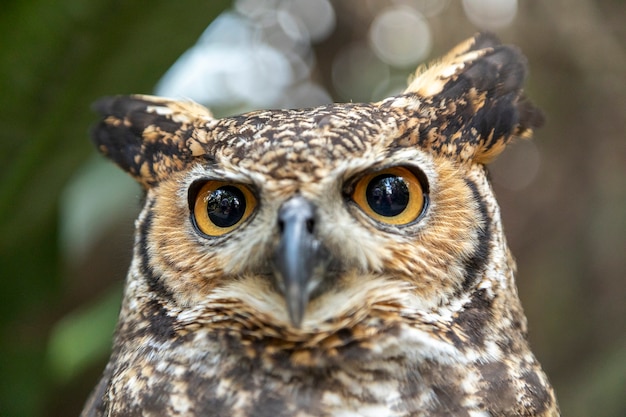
[82,33,558,416]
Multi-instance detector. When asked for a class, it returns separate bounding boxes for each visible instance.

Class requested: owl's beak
[273,196,327,328]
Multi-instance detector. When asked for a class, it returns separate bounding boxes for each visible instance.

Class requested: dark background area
[1,1,624,416]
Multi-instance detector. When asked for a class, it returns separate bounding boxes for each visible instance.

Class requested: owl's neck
[108,280,553,417]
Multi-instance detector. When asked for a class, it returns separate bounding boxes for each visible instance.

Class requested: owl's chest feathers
[109,310,528,417]
[113,324,451,416]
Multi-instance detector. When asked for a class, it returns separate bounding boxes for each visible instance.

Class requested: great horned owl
[82,33,559,416]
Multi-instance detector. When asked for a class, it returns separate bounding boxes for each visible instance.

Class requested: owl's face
[141,104,486,331]
[93,32,543,341]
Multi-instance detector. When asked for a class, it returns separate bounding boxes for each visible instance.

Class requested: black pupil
[366,174,409,217]
[207,186,246,228]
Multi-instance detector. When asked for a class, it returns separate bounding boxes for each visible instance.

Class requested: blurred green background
[1,1,624,416]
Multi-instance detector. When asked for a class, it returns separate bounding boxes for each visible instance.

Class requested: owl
[82,33,559,416]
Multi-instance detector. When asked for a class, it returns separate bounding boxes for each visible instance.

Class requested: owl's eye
[351,167,426,225]
[191,181,257,236]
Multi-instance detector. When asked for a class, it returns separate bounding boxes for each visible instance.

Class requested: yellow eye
[351,167,426,225]
[192,181,257,236]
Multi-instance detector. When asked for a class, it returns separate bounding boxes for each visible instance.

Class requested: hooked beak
[273,196,327,328]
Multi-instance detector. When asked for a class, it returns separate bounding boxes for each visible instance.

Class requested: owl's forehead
[200,104,404,178]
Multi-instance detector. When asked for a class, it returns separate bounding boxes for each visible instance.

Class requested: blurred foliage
[0,0,624,416]
[47,288,120,384]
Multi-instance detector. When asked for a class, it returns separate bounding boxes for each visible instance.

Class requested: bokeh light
[462,0,518,29]
[282,0,336,42]
[156,14,294,109]
[369,6,432,68]
[156,1,336,113]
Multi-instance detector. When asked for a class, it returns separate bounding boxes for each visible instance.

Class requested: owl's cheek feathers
[141,166,484,329]
[145,220,476,331]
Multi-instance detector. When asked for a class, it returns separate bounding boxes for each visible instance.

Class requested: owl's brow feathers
[92,34,542,189]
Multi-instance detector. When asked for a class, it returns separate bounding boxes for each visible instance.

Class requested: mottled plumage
[82,33,559,416]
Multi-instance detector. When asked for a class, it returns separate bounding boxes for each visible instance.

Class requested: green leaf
[47,287,121,382]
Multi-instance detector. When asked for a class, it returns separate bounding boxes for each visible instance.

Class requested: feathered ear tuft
[91,95,215,188]
[397,32,543,164]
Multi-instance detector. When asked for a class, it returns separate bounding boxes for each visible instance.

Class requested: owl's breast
[102,311,556,417]
[106,327,436,416]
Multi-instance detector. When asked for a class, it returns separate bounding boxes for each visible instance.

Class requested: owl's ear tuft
[91,95,215,188]
[402,32,543,164]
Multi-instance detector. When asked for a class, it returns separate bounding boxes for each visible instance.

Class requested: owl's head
[93,33,542,344]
